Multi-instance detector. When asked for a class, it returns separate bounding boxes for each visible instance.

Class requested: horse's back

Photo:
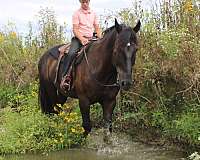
[39,45,59,64]
[48,44,64,59]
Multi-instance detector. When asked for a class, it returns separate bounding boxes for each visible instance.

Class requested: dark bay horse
[38,19,141,135]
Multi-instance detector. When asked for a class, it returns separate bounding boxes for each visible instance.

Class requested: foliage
[37,7,67,48]
[0,85,17,108]
[0,7,67,86]
[173,106,200,143]
[0,83,84,154]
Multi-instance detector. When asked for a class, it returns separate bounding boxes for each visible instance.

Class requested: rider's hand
[80,37,89,45]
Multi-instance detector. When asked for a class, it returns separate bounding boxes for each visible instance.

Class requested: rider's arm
[94,23,102,39]
[73,24,88,45]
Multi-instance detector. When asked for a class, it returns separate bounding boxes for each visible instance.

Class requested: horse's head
[112,19,141,90]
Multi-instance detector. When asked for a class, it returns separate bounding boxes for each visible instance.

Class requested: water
[5,131,186,160]
[5,148,185,160]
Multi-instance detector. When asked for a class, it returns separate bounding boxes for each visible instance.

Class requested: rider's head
[79,0,90,10]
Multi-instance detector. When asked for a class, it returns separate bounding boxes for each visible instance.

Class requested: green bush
[0,83,84,154]
[174,106,200,143]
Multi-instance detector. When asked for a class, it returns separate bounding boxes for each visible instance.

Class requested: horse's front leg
[79,98,91,135]
[101,98,116,135]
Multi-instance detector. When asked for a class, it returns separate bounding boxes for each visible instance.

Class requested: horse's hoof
[103,130,112,144]
[83,130,91,137]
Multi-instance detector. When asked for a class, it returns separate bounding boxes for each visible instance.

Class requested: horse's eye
[127,43,131,47]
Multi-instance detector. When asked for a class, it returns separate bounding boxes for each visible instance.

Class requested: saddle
[54,39,97,92]
[58,43,71,55]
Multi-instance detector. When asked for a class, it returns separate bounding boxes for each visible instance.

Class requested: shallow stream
[5,131,186,160]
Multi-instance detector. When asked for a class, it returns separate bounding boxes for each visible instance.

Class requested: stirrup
[60,75,71,91]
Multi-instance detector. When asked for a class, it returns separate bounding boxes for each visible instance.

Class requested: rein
[83,46,119,88]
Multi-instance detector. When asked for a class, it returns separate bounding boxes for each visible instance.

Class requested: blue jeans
[62,37,82,77]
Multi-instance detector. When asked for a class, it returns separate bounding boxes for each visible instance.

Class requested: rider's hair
[79,0,90,2]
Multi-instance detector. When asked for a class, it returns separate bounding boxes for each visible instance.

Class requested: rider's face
[80,0,90,10]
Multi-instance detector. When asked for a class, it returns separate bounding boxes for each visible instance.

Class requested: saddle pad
[49,44,70,59]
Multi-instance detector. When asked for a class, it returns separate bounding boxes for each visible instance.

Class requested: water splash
[85,129,133,156]
[84,129,186,160]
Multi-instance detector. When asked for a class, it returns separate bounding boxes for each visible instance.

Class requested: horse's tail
[38,53,53,114]
[38,78,48,113]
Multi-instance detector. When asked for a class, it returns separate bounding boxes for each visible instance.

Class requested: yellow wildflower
[63,103,71,109]
[9,31,17,39]
[77,127,84,133]
[71,128,76,133]
[64,117,69,123]
[59,111,65,116]
[60,139,64,143]
[54,139,58,143]
[184,0,193,12]
[31,91,37,97]
[64,116,74,123]
[69,112,78,119]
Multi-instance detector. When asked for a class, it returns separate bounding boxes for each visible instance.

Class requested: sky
[0,0,153,34]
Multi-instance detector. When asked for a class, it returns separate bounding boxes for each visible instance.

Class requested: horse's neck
[103,31,117,53]
[87,31,117,82]
[100,31,116,65]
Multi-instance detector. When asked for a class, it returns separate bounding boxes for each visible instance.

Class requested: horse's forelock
[102,24,137,47]
[117,26,136,44]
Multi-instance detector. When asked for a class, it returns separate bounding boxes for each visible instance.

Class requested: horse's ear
[115,18,122,33]
[133,20,141,33]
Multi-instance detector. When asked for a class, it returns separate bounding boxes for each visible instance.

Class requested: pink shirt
[72,8,99,38]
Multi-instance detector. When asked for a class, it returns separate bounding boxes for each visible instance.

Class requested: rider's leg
[62,37,82,78]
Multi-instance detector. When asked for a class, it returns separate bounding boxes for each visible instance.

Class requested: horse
[38,19,141,135]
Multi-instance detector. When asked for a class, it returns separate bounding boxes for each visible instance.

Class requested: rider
[60,0,102,90]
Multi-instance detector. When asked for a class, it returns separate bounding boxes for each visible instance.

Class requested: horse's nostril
[121,80,132,86]
[121,81,126,86]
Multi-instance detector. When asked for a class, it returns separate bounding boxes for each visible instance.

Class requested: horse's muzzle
[120,80,133,90]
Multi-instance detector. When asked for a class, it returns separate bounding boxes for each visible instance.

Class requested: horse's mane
[102,25,116,37]
[102,24,129,38]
